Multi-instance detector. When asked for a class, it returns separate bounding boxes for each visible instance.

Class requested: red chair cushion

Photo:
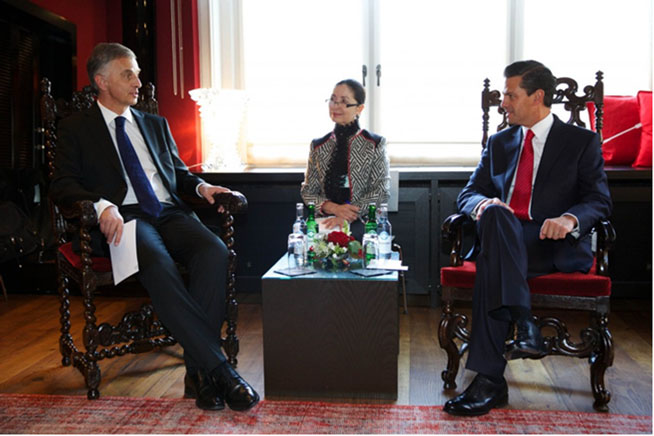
[587,96,641,166]
[633,91,652,168]
[441,261,611,297]
[58,242,112,272]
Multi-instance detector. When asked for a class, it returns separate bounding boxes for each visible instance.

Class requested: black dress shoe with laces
[504,318,547,360]
[184,369,225,410]
[443,374,508,416]
[210,363,260,411]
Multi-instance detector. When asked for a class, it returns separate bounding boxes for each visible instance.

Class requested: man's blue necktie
[114,116,163,217]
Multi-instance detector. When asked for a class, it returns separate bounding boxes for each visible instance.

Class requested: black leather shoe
[210,363,260,411]
[443,374,508,416]
[184,369,225,411]
[504,318,547,360]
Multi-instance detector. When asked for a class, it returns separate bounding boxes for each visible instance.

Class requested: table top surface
[262,254,399,282]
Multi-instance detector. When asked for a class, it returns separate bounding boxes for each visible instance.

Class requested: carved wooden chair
[39,78,247,399]
[439,72,617,411]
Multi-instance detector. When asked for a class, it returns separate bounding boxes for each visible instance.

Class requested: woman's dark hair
[335,79,366,105]
[504,60,556,107]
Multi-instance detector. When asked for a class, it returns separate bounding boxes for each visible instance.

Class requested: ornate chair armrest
[442,213,470,267]
[182,191,248,215]
[57,199,98,226]
[593,219,616,276]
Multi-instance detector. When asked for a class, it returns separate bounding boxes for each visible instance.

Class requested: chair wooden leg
[438,299,468,390]
[0,273,7,301]
[392,243,408,314]
[82,358,101,400]
[220,210,241,367]
[224,248,239,367]
[80,281,102,399]
[590,312,613,412]
[400,272,408,314]
[57,270,73,367]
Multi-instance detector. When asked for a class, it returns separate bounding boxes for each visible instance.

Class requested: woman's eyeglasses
[326,98,360,108]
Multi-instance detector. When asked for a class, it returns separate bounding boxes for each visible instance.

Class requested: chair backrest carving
[481,71,604,147]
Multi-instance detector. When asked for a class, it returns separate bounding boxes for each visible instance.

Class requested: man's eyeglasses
[326,98,360,108]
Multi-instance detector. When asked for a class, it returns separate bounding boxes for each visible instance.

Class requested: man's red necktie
[509,129,534,221]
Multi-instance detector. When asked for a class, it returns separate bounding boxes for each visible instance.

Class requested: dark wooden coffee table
[261,255,399,399]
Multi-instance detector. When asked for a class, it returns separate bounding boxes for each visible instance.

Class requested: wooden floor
[0,294,651,415]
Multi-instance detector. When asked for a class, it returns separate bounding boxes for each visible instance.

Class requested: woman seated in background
[300,79,390,238]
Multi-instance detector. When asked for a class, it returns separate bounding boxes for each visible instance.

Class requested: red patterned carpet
[0,393,650,434]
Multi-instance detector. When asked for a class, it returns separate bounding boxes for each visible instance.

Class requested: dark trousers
[465,205,593,378]
[120,204,228,372]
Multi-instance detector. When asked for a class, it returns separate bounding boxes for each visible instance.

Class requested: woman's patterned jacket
[301,128,390,218]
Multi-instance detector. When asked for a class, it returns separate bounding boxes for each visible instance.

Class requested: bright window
[200,0,653,168]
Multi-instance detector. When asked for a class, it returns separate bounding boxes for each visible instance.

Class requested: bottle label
[379,231,392,255]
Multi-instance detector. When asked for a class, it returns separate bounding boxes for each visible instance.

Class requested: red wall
[154,0,202,166]
[30,0,201,166]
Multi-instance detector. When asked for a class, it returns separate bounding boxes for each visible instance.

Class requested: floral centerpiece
[310,230,362,271]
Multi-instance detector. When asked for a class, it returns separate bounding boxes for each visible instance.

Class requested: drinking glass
[361,233,380,268]
[287,233,306,268]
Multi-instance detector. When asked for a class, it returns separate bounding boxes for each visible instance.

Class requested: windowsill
[193,164,651,179]
[235,141,485,168]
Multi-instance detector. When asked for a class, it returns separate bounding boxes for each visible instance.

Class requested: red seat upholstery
[441,261,611,297]
[58,242,112,272]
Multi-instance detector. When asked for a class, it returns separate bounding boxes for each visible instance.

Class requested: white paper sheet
[315,216,343,233]
[109,219,139,284]
[366,258,408,271]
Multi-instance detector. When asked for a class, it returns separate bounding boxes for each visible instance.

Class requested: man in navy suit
[443,60,612,416]
[50,43,259,412]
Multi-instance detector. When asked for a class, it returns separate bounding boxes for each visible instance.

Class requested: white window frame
[196,0,653,169]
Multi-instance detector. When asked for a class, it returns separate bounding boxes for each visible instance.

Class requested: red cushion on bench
[58,242,112,272]
[633,91,652,168]
[441,261,611,297]
[587,96,641,166]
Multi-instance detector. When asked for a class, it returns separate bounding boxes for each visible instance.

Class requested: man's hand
[540,215,576,240]
[99,205,124,246]
[199,183,232,213]
[475,197,514,221]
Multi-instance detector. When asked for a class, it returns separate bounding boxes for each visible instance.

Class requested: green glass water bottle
[365,203,377,234]
[306,203,317,264]
[306,203,317,237]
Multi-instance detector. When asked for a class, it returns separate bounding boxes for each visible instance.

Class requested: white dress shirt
[506,112,555,216]
[94,101,173,218]
[473,112,579,232]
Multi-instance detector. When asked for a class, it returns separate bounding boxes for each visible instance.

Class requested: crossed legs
[124,205,229,372]
[444,205,547,416]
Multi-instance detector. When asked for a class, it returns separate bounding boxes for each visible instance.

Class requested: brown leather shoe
[184,369,225,411]
[210,363,260,411]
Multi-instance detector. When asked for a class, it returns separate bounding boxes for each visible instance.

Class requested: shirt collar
[97,100,134,127]
[522,112,554,143]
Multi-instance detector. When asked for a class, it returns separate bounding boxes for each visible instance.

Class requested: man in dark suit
[443,60,612,416]
[50,43,259,412]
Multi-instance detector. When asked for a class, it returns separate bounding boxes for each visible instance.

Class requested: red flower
[326,231,352,248]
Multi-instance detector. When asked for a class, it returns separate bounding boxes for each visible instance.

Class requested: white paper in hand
[109,219,139,284]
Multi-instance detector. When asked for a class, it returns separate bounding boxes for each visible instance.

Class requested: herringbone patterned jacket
[301,129,390,218]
